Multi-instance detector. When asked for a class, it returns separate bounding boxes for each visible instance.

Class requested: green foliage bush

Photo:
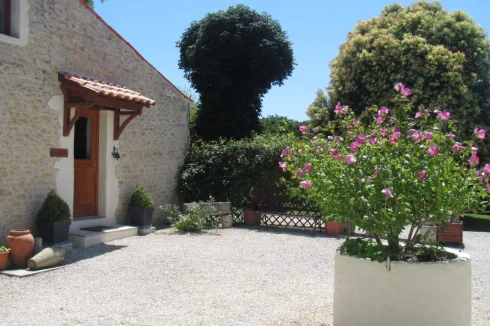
[178,134,291,208]
[37,190,71,222]
[259,115,306,137]
[172,202,216,232]
[177,5,295,140]
[129,186,154,209]
[0,246,11,253]
[156,204,181,225]
[326,1,490,161]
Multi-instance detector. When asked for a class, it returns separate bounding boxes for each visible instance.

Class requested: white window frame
[0,0,29,46]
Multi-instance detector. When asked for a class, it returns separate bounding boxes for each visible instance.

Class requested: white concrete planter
[334,248,471,326]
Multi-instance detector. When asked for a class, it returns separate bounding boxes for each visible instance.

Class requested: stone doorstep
[0,265,64,278]
[137,226,156,235]
[69,225,138,248]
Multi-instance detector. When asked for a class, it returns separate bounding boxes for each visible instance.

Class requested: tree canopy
[327,1,490,136]
[177,5,295,141]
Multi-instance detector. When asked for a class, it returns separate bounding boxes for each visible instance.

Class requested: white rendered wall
[98,110,119,220]
[48,95,75,218]
[333,249,471,326]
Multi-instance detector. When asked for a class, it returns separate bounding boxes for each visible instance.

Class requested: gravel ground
[0,227,489,326]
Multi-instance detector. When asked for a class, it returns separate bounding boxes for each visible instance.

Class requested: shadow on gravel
[237,225,348,239]
[62,243,127,265]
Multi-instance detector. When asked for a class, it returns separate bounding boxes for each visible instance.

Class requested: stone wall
[0,0,190,242]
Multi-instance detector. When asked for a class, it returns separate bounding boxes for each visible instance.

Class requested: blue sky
[95,0,490,121]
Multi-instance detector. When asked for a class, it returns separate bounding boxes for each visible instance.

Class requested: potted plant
[243,186,261,226]
[324,216,343,236]
[282,83,486,326]
[36,190,71,244]
[0,246,11,271]
[128,186,155,227]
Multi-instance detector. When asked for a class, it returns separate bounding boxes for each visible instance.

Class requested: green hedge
[177,134,292,208]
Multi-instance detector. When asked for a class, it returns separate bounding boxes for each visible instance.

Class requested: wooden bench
[258,195,323,233]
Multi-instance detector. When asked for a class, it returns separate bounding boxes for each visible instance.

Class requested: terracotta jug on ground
[6,229,35,268]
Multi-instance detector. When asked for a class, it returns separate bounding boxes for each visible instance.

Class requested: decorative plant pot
[128,207,154,227]
[36,219,71,245]
[220,214,233,228]
[0,252,9,271]
[5,229,35,268]
[243,210,260,226]
[333,249,471,326]
[325,221,343,236]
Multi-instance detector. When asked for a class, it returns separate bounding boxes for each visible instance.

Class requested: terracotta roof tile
[59,70,156,106]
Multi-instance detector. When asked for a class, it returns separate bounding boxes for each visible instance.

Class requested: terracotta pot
[0,252,9,271]
[244,210,260,226]
[6,229,35,268]
[325,221,343,236]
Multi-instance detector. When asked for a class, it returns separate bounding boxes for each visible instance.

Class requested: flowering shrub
[282,83,487,258]
[172,199,217,233]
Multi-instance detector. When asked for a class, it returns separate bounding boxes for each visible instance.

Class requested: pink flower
[424,132,433,142]
[340,108,348,115]
[380,129,387,137]
[304,163,312,172]
[468,155,480,165]
[357,134,366,144]
[394,83,404,91]
[436,110,450,120]
[159,205,163,209]
[418,170,427,181]
[280,147,292,158]
[279,162,287,172]
[486,184,490,193]
[392,127,401,139]
[299,125,308,133]
[374,116,384,124]
[312,127,320,133]
[359,178,365,184]
[334,102,342,115]
[447,133,456,139]
[452,142,462,152]
[378,106,389,116]
[478,129,486,139]
[428,145,438,156]
[381,188,393,198]
[367,176,373,182]
[389,136,397,145]
[401,87,411,96]
[218,223,223,228]
[344,155,357,165]
[347,125,352,130]
[296,169,303,178]
[298,149,302,156]
[472,147,479,155]
[350,141,360,153]
[330,150,341,160]
[415,110,422,119]
[369,137,378,145]
[312,136,318,141]
[484,164,490,175]
[300,180,312,189]
[327,136,334,141]
[353,117,359,126]
[374,167,381,174]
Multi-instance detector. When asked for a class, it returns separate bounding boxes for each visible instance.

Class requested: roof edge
[77,0,193,103]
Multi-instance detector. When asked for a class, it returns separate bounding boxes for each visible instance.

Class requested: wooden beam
[114,108,142,140]
[64,107,89,137]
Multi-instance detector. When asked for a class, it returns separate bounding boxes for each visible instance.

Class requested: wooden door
[73,109,99,217]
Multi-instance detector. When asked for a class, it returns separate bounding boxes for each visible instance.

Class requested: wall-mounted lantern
[112,146,121,160]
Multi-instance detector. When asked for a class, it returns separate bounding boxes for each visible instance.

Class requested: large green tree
[327,1,490,136]
[177,5,295,141]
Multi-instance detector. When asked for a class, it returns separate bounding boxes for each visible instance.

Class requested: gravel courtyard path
[1,227,489,326]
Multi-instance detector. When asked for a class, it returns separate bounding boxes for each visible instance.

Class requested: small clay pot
[325,221,343,236]
[0,252,9,271]
[6,229,35,268]
[244,210,260,226]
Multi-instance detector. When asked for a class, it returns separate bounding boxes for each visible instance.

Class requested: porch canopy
[58,70,156,140]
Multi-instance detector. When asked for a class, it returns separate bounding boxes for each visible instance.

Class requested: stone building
[0,0,192,246]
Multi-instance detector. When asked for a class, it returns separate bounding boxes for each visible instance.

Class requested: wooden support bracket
[114,108,142,140]
[63,107,89,137]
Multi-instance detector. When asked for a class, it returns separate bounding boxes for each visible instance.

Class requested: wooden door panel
[73,109,99,217]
